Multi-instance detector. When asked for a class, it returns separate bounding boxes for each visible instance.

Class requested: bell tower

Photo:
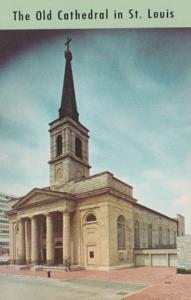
[49,38,90,187]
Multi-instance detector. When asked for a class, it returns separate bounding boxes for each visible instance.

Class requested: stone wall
[75,194,110,269]
[108,195,134,268]
[49,117,90,186]
[176,214,185,236]
[54,171,133,198]
[74,193,134,270]
[134,204,177,249]
[177,235,191,271]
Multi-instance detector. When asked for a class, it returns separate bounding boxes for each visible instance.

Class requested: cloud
[167,178,191,193]
[142,169,164,180]
[186,157,191,171]
[169,178,191,213]
[0,153,9,162]
[135,167,191,233]
[0,43,55,196]
[172,196,191,207]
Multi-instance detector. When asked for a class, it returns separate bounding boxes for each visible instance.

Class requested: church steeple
[49,38,90,187]
[59,37,79,122]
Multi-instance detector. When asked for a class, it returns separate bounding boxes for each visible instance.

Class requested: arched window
[134,221,140,249]
[75,137,82,159]
[158,226,162,247]
[56,135,62,156]
[167,229,170,246]
[174,231,177,246]
[85,213,96,222]
[148,224,152,248]
[117,215,126,250]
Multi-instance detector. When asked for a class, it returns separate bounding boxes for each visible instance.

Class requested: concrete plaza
[0,266,191,299]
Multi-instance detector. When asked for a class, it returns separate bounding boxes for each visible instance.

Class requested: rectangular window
[90,251,94,258]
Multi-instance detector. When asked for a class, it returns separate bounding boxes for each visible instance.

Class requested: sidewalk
[0,266,191,299]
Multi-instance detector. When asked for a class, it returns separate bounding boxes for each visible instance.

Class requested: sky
[0,29,190,233]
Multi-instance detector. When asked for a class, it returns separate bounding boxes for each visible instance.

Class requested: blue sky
[0,29,190,232]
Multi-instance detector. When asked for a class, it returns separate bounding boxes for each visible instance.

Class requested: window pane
[56,135,62,156]
[117,216,125,250]
[75,137,82,158]
[134,221,140,248]
[148,224,152,248]
[86,214,96,222]
[90,251,94,258]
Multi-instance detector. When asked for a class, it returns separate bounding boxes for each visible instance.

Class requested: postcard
[0,1,191,299]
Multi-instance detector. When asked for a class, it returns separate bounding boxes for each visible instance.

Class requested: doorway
[42,248,46,264]
[87,245,96,265]
[54,241,63,265]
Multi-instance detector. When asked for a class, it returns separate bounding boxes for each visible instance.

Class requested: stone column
[39,218,44,264]
[18,219,26,265]
[31,216,38,265]
[46,213,54,265]
[63,211,70,262]
[9,222,14,264]
[25,219,31,265]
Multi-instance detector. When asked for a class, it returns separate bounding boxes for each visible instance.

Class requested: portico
[8,189,74,266]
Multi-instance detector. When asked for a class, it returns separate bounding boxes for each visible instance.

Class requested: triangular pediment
[12,188,65,209]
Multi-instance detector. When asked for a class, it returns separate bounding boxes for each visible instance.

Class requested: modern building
[0,192,15,255]
[8,40,185,270]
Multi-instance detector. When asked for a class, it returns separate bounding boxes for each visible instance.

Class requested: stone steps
[31,265,85,272]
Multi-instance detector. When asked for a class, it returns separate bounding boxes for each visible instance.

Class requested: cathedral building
[8,40,185,270]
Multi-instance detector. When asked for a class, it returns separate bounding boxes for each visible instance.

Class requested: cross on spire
[65,37,72,51]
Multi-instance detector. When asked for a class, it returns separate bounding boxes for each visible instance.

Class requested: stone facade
[134,204,178,249]
[177,235,191,271]
[49,117,90,186]
[176,214,185,236]
[8,172,184,270]
[7,42,185,270]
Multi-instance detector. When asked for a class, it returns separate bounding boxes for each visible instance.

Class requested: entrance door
[43,248,46,264]
[54,241,63,265]
[87,246,96,265]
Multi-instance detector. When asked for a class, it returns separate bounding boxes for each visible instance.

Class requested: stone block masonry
[177,235,191,271]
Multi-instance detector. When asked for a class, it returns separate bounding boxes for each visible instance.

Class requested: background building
[0,192,17,255]
[0,192,9,254]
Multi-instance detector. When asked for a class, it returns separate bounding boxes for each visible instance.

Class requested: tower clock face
[55,164,63,179]
[56,168,62,178]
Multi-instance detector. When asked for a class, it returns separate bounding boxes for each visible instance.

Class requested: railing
[134,244,177,250]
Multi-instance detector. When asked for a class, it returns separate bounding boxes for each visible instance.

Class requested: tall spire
[59,37,79,122]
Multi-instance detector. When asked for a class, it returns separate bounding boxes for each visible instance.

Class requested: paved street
[0,274,147,300]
